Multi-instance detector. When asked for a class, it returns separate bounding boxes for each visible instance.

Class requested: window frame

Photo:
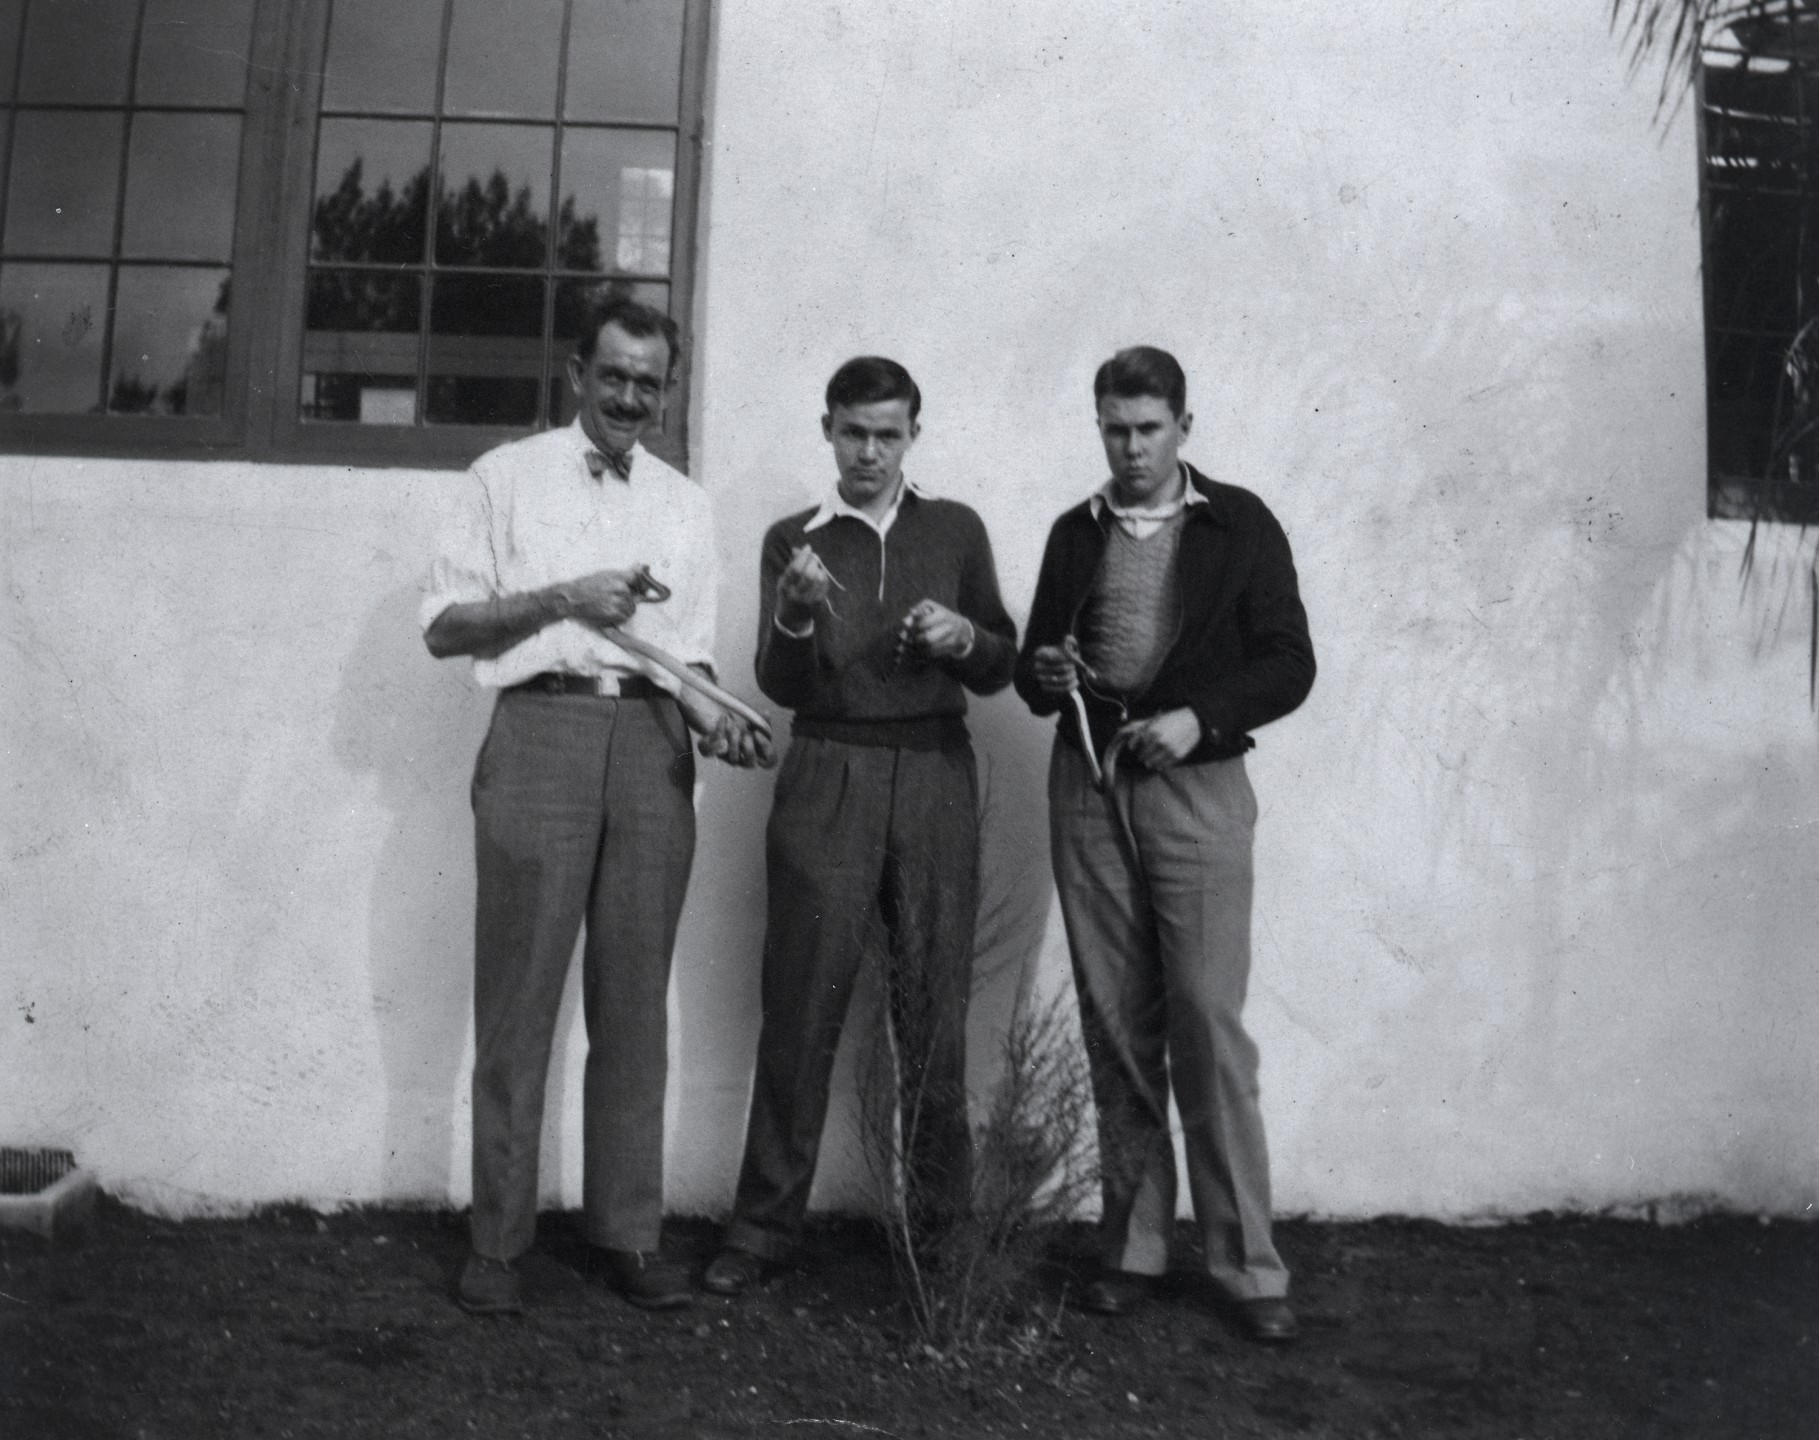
[0,0,711,471]
[1697,1,1819,524]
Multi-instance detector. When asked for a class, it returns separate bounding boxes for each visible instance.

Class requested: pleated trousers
[725,734,978,1260]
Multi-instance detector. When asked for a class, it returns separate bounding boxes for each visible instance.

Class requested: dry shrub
[858,979,1098,1360]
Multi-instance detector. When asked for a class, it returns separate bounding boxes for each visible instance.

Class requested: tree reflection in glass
[108,268,230,415]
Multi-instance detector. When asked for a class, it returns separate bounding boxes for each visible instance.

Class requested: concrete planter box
[0,1148,98,1239]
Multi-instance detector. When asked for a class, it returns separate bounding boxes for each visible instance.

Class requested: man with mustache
[422,295,770,1316]
[702,356,1018,1293]
[1014,346,1314,1343]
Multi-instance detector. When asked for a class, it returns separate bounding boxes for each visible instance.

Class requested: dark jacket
[1013,465,1315,764]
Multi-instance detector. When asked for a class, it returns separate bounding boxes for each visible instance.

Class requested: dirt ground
[1,1197,1813,1439]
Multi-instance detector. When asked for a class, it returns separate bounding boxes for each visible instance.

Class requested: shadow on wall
[332,582,492,1203]
[968,690,1066,1087]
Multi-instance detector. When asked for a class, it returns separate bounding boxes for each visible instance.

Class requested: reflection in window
[109,267,230,415]
[0,0,249,416]
[305,0,685,429]
[435,125,553,267]
[616,167,673,273]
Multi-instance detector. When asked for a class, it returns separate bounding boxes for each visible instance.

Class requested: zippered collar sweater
[1013,464,1315,764]
[756,488,1018,735]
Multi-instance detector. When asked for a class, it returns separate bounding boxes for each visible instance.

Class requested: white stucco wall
[4,1,1815,1220]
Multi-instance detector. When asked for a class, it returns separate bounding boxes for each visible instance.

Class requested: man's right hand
[775,545,833,632]
[1030,643,1081,696]
[552,569,639,631]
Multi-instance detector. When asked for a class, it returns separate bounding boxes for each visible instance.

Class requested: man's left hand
[1112,707,1202,771]
[900,600,975,661]
[676,687,777,769]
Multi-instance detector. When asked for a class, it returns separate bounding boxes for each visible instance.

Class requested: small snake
[612,565,773,739]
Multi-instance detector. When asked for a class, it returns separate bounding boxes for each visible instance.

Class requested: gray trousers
[725,735,979,1260]
[1049,739,1288,1300]
[468,689,696,1261]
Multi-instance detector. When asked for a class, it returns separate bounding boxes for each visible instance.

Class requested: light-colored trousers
[468,689,696,1261]
[1049,738,1289,1301]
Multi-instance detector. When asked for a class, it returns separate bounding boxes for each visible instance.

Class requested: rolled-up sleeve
[419,468,498,632]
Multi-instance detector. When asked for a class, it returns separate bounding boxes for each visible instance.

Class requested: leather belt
[509,672,666,699]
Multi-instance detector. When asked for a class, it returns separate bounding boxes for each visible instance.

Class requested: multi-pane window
[302,0,681,432]
[1700,0,1819,522]
[0,0,708,467]
[0,0,253,420]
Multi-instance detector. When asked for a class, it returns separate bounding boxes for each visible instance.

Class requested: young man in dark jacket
[1014,346,1314,1342]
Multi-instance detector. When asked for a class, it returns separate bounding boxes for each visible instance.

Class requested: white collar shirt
[1088,464,1206,539]
[802,477,922,540]
[420,419,718,691]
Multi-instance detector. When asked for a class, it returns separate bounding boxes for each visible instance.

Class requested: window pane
[559,128,673,275]
[122,114,241,261]
[427,272,543,425]
[1706,186,1805,337]
[1708,327,1792,482]
[436,123,552,267]
[0,261,109,412]
[135,0,257,108]
[109,264,230,415]
[548,276,666,427]
[17,0,135,104]
[0,0,25,105]
[302,268,421,422]
[320,0,445,114]
[443,0,561,119]
[312,119,433,263]
[4,111,124,257]
[565,0,685,124]
[429,271,543,336]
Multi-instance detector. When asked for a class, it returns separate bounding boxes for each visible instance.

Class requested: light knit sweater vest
[1079,511,1186,694]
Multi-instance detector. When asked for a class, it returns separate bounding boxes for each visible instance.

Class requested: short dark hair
[574,292,682,378]
[825,355,921,423]
[1093,346,1187,418]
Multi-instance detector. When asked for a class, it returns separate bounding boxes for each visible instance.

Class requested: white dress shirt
[420,419,718,692]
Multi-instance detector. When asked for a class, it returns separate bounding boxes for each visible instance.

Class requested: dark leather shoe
[1239,1296,1298,1344]
[457,1253,523,1315]
[702,1247,769,1297]
[1078,1269,1153,1317]
[596,1248,692,1310]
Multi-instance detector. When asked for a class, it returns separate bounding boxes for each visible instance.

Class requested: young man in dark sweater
[704,357,1018,1292]
[1014,346,1315,1343]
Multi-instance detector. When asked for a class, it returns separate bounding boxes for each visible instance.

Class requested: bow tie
[585,447,633,482]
